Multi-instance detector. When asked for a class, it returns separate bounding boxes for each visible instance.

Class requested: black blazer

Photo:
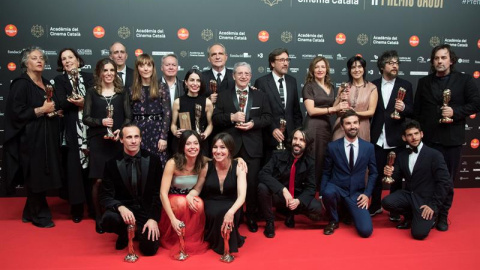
[212,86,272,158]
[162,76,185,101]
[392,144,451,212]
[254,73,303,146]
[124,66,134,90]
[100,150,162,221]
[414,71,480,146]
[202,68,235,97]
[370,77,413,147]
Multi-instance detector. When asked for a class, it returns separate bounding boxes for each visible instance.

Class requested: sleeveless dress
[159,174,209,257]
[202,160,245,254]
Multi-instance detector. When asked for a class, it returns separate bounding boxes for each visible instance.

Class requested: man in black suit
[100,123,162,255]
[213,62,272,233]
[258,128,322,238]
[202,43,235,105]
[370,50,413,221]
[382,120,450,240]
[254,48,303,163]
[109,42,133,89]
[414,44,480,231]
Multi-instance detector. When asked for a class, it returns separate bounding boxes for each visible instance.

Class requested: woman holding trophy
[54,48,95,223]
[3,46,62,228]
[130,54,171,168]
[83,58,132,233]
[170,69,213,157]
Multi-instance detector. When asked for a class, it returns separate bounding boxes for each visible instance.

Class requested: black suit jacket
[162,76,185,101]
[259,151,315,205]
[254,73,303,146]
[202,68,235,97]
[212,86,272,158]
[414,71,480,146]
[124,66,134,90]
[100,150,162,221]
[392,144,451,212]
[371,77,413,147]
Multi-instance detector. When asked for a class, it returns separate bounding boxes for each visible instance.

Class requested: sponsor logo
[475,60,480,64]
[444,38,468,48]
[262,0,282,6]
[341,68,348,76]
[152,51,174,56]
[458,58,470,64]
[7,49,22,55]
[189,51,206,57]
[478,39,480,49]
[470,114,476,119]
[118,26,131,39]
[44,50,57,56]
[430,36,441,47]
[201,29,214,41]
[101,49,110,56]
[135,49,143,56]
[281,31,293,43]
[462,161,468,166]
[229,52,251,58]
[136,28,166,39]
[409,36,419,47]
[371,0,443,8]
[460,168,469,173]
[180,51,187,58]
[459,177,469,180]
[330,68,335,74]
[258,53,264,58]
[297,33,324,43]
[258,30,269,42]
[410,71,429,76]
[465,124,473,131]
[399,56,412,63]
[473,71,479,79]
[357,34,368,46]
[7,62,16,71]
[83,64,92,70]
[336,33,346,45]
[219,30,247,41]
[476,177,480,180]
[177,28,189,40]
[93,26,105,38]
[471,138,479,149]
[337,54,347,61]
[417,56,427,63]
[77,49,93,56]
[5,24,17,37]
[258,66,265,73]
[31,25,44,38]
[474,169,480,172]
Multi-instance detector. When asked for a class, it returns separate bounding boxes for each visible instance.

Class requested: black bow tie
[236,89,248,95]
[407,147,418,154]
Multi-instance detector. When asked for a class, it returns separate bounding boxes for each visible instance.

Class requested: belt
[134,114,162,121]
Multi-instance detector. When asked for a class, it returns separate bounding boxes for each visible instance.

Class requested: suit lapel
[268,75,284,110]
[386,82,399,110]
[337,140,349,170]
[245,88,253,121]
[402,152,411,177]
[116,159,129,190]
[411,147,425,176]
[140,155,149,194]
[231,89,240,111]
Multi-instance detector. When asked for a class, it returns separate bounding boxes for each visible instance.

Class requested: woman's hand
[158,139,167,152]
[186,194,200,213]
[221,210,235,234]
[175,129,185,138]
[102,118,113,127]
[171,218,184,235]
[113,129,120,141]
[236,158,248,173]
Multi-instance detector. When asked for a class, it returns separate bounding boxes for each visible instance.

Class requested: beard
[292,144,305,156]
[345,128,358,139]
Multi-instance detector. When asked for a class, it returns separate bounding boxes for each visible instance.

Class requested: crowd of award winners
[2,41,480,260]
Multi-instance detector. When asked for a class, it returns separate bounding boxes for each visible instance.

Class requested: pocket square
[251,107,260,109]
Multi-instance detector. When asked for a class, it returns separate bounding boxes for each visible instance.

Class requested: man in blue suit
[321,110,377,237]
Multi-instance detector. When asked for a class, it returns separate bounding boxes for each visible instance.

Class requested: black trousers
[101,209,160,256]
[23,189,53,226]
[370,145,404,211]
[382,190,435,240]
[236,145,262,217]
[257,182,323,223]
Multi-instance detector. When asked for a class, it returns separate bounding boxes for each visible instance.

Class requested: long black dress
[202,160,245,255]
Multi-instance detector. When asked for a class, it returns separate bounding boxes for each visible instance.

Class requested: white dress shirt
[344,138,359,166]
[408,142,423,174]
[376,77,396,149]
[272,72,287,108]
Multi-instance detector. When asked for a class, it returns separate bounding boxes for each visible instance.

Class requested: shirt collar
[272,71,284,83]
[382,76,395,86]
[344,137,359,148]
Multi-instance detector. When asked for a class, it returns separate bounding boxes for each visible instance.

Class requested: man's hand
[357,194,369,209]
[231,112,245,123]
[394,99,405,112]
[441,106,453,118]
[142,219,160,241]
[68,97,84,107]
[420,205,434,220]
[209,93,218,104]
[235,121,254,131]
[282,188,293,207]
[384,165,394,177]
[288,198,300,211]
[118,205,136,225]
[272,128,285,143]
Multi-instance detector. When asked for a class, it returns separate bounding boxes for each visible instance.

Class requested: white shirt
[162,77,177,108]
[344,138,359,167]
[214,67,226,83]
[117,66,127,85]
[272,72,287,108]
[376,77,396,149]
[408,142,423,174]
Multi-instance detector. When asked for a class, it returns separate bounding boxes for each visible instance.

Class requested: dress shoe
[396,220,411,229]
[369,208,383,217]
[436,215,449,231]
[32,221,55,228]
[263,222,275,238]
[115,235,128,250]
[95,218,104,234]
[246,218,258,233]
[306,212,322,221]
[284,215,295,228]
[22,217,32,223]
[389,213,401,222]
[72,216,83,223]
[323,221,339,235]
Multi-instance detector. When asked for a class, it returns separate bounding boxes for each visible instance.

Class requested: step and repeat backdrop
[1,0,479,190]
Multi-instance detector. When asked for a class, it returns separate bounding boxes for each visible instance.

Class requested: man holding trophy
[414,44,480,231]
[213,62,272,233]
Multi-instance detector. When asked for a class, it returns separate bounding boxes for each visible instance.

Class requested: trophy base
[382,176,395,185]
[124,254,139,263]
[276,143,286,151]
[175,252,189,261]
[390,112,401,120]
[104,135,115,140]
[439,117,453,124]
[220,254,235,263]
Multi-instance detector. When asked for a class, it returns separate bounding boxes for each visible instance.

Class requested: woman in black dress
[54,48,94,223]
[170,69,213,156]
[187,132,247,255]
[83,58,131,233]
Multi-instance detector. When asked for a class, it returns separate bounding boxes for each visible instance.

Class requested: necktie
[288,158,299,197]
[349,144,354,171]
[126,155,139,196]
[278,78,285,108]
[216,72,222,86]
[236,89,248,96]
[117,71,124,85]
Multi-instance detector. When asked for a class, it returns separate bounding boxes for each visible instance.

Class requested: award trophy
[45,85,63,117]
[339,82,350,112]
[195,104,203,138]
[67,69,82,100]
[175,221,188,261]
[124,224,139,263]
[104,104,115,139]
[237,93,247,126]
[439,89,453,124]
[382,151,397,184]
[276,119,287,150]
[220,225,234,263]
[391,87,406,120]
[210,80,218,108]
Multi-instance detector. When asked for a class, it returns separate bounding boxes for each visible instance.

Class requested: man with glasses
[254,48,303,163]
[370,50,414,222]
[109,42,133,89]
[213,62,272,233]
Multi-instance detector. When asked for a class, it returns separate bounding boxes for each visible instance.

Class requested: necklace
[103,93,114,107]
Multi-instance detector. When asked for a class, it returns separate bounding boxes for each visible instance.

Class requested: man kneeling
[100,123,162,255]
[258,128,322,238]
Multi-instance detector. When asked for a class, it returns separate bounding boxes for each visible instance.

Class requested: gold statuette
[67,69,82,100]
[382,151,396,184]
[439,89,453,124]
[276,119,287,150]
[104,104,115,139]
[195,104,203,136]
[391,87,406,120]
[45,85,63,117]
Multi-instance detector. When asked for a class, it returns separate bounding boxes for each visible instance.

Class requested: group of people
[2,41,479,260]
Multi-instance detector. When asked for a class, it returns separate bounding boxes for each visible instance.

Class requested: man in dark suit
[202,43,235,105]
[321,110,377,237]
[213,62,272,233]
[370,50,414,221]
[109,42,133,89]
[254,48,303,163]
[382,120,450,240]
[258,128,322,238]
[100,123,162,255]
[414,44,480,231]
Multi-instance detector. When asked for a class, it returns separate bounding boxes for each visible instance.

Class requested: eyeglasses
[386,61,399,66]
[275,58,291,63]
[235,72,251,77]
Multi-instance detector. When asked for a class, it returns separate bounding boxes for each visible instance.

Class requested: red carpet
[1,189,478,269]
